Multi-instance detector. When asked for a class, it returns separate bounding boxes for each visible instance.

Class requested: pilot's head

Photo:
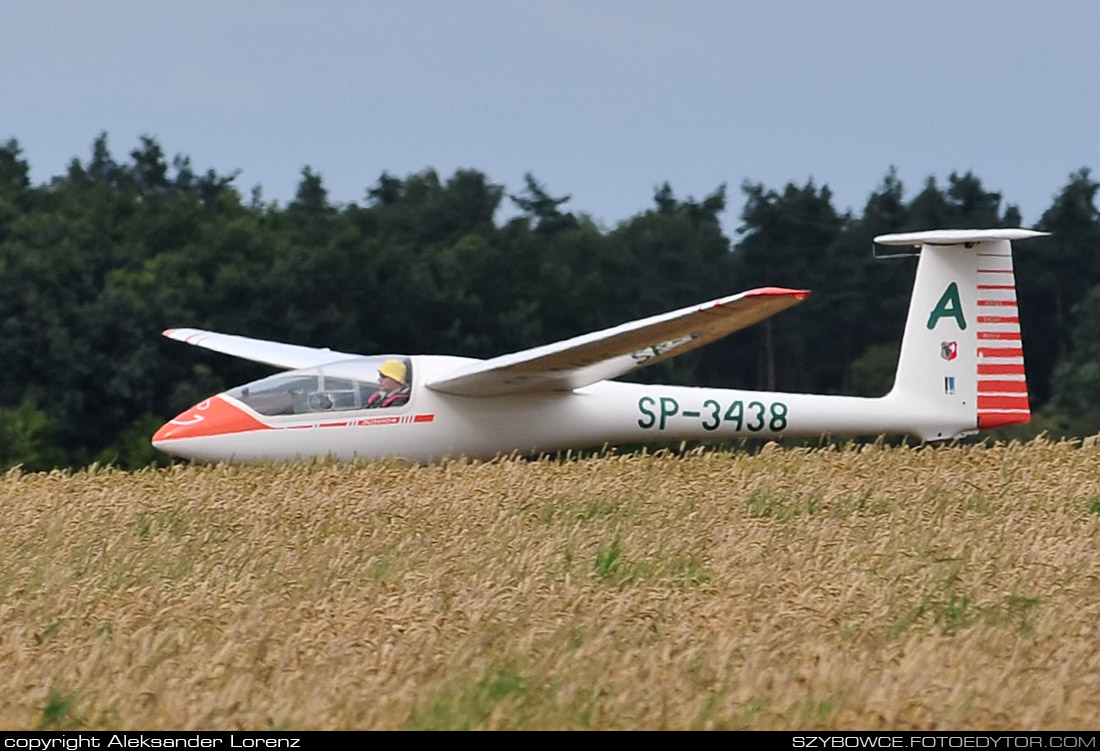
[378,359,408,388]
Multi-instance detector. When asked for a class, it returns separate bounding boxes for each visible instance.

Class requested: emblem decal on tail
[940,341,958,361]
[927,282,967,330]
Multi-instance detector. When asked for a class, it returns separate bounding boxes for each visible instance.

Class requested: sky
[5,1,1099,236]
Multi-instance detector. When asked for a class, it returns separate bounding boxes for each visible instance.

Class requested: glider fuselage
[152,354,955,463]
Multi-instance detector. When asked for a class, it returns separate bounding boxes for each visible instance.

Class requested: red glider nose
[153,396,268,443]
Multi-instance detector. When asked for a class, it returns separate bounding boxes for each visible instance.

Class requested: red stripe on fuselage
[978,347,1025,359]
[978,412,1030,428]
[978,380,1029,393]
[978,363,1026,376]
[978,395,1031,410]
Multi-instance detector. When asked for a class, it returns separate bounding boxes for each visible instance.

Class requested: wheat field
[1,440,1098,730]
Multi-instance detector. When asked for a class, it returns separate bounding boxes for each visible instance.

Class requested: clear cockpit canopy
[226,356,412,416]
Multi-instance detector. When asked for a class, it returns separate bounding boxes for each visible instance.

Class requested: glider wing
[162,328,361,371]
[425,287,808,397]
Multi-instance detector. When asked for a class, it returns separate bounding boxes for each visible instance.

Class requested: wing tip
[736,287,811,302]
[705,287,810,311]
[163,327,204,344]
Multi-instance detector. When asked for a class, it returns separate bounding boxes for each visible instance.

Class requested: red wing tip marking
[707,288,810,309]
[740,287,811,300]
[163,328,206,344]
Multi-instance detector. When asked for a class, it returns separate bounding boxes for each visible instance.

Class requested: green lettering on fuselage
[927,282,966,330]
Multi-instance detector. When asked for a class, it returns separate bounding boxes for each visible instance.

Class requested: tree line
[1,134,1098,470]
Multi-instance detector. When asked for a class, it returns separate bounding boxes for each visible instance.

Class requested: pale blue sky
[6,1,1098,234]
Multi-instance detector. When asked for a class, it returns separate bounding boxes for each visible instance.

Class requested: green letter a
[927,282,967,330]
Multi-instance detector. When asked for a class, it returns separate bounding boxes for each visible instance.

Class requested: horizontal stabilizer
[426,287,808,397]
[875,229,1048,247]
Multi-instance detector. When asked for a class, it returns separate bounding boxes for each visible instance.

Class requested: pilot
[366,359,411,408]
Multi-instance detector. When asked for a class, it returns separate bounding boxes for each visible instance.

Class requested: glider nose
[152,396,268,448]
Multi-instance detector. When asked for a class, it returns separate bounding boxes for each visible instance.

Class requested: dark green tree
[510,173,576,235]
[1039,283,1100,436]
[0,397,66,472]
[1018,169,1100,406]
[725,180,844,392]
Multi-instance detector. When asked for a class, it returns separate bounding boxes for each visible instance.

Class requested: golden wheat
[1,440,1098,730]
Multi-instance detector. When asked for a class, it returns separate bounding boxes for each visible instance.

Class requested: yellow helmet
[378,359,408,386]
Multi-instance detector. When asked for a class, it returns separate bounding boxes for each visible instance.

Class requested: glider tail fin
[875,229,1047,440]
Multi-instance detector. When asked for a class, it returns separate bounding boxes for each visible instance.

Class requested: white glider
[153,228,1045,463]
